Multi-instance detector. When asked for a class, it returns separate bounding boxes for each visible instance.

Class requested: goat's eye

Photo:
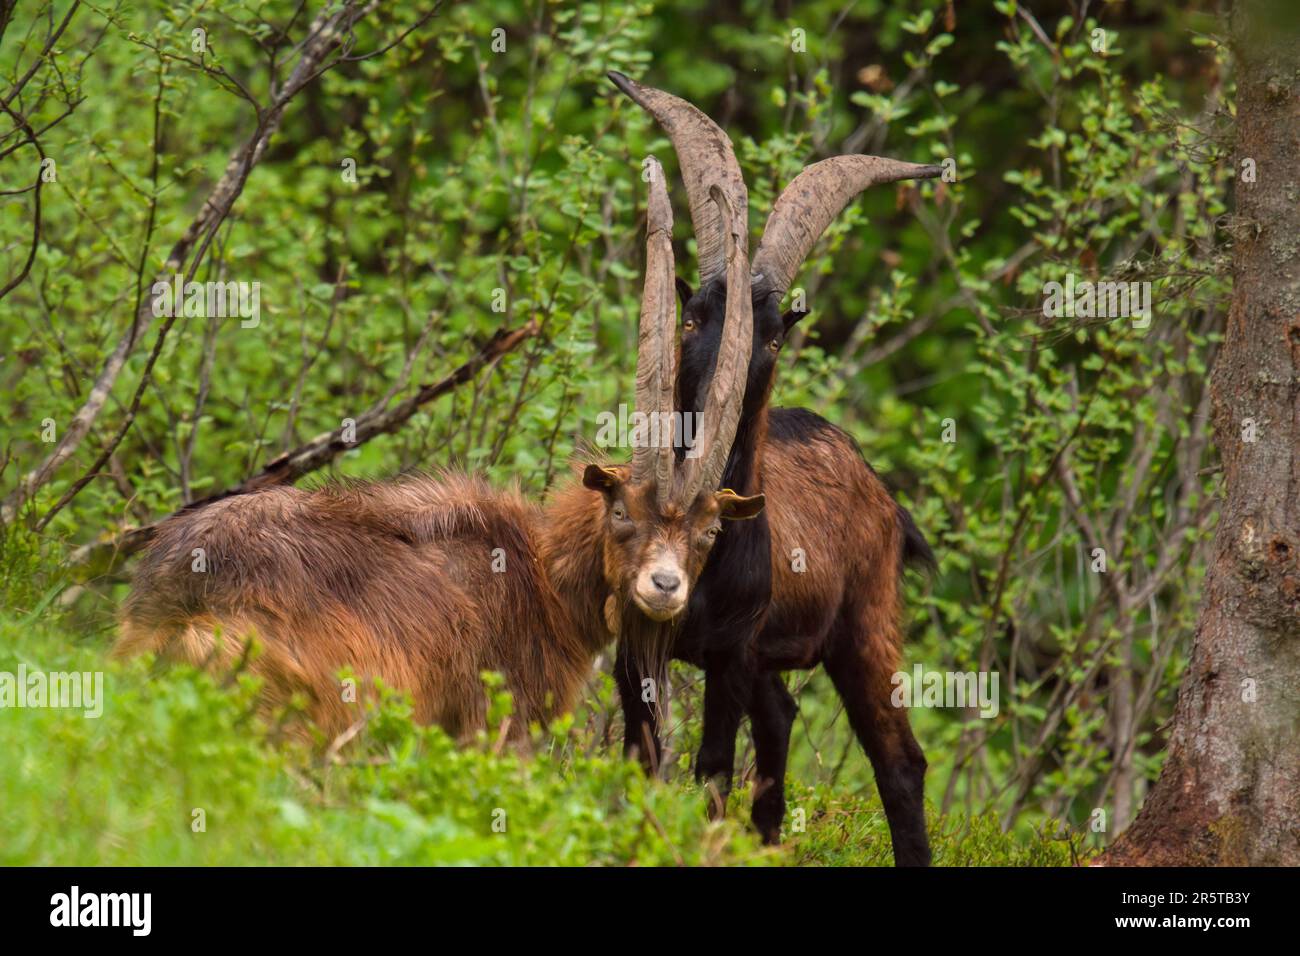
[705,526,720,540]
[611,504,628,521]
[683,318,696,331]
[768,338,781,352]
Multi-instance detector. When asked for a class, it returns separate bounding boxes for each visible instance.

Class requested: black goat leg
[694,644,754,818]
[824,643,931,866]
[614,640,663,778]
[748,670,796,844]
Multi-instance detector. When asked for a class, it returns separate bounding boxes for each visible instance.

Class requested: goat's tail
[895,503,937,575]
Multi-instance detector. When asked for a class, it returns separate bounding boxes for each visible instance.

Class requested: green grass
[0,623,1077,866]
[0,530,1075,867]
[0,619,767,865]
[786,785,1080,866]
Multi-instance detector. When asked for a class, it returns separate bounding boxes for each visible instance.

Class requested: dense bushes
[0,610,1070,865]
[0,0,1225,861]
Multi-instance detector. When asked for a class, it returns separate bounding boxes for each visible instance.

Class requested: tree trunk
[1103,0,1300,866]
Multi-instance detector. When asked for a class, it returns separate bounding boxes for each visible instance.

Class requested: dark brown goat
[753,409,934,868]
[115,162,764,741]
[610,74,937,865]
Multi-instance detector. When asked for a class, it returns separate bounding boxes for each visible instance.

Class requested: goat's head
[674,276,792,422]
[583,464,762,621]
[584,155,763,624]
[609,71,943,417]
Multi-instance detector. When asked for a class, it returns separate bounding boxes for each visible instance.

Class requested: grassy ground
[0,534,1078,866]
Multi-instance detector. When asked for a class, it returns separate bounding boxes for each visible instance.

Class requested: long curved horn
[681,185,751,501]
[630,156,677,506]
[751,155,944,299]
[608,71,745,287]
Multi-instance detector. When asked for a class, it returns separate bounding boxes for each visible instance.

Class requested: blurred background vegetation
[1,0,1231,864]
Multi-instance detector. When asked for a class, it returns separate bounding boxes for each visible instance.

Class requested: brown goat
[116,420,911,747]
[116,470,759,738]
[115,159,765,741]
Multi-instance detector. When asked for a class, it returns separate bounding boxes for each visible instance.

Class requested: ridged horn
[608,71,746,287]
[681,185,751,501]
[630,156,677,507]
[751,155,944,298]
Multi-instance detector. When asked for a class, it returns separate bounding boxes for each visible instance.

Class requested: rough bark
[1103,0,1300,866]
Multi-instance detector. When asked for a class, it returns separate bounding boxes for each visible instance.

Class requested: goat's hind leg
[824,636,931,866]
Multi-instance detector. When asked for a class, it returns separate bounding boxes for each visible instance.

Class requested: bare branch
[1,1,379,525]
[64,319,538,575]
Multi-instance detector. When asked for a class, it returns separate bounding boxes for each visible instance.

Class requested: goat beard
[615,596,678,726]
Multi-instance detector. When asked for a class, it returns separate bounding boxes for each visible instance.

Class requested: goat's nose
[651,570,681,594]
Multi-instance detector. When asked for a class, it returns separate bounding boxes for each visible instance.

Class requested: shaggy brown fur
[115,468,754,740]
[116,425,913,774]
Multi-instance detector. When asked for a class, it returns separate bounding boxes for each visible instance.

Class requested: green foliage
[0,0,1229,862]
[0,605,769,865]
[2,599,1071,865]
[788,785,1080,867]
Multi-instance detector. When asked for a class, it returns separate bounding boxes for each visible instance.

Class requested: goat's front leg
[614,640,662,777]
[694,646,754,819]
[748,671,796,844]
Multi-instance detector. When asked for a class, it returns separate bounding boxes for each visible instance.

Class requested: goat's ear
[715,489,765,520]
[782,308,809,336]
[675,276,694,310]
[582,464,625,497]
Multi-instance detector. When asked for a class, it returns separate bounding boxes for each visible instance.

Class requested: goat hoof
[752,809,784,845]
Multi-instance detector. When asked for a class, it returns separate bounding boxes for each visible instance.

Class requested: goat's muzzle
[632,549,689,621]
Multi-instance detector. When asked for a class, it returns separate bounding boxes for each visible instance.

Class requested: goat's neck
[538,482,615,657]
[721,389,771,496]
